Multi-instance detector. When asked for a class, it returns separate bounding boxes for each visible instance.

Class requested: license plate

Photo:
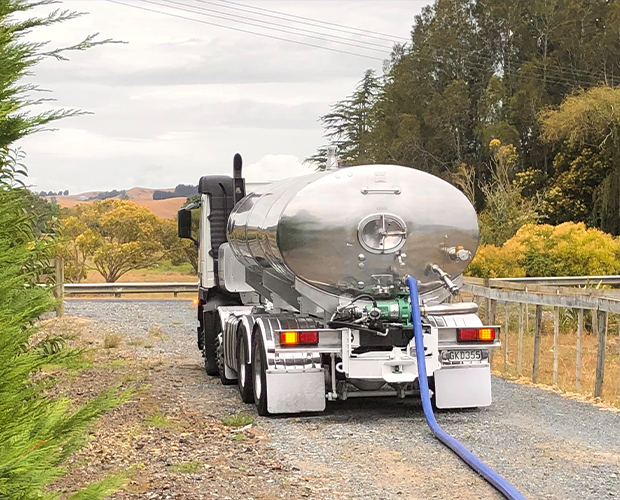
[448,350,483,362]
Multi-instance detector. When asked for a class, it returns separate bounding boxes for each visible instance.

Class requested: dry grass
[486,303,620,408]
[103,332,122,349]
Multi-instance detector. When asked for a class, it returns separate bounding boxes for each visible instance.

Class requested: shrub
[103,333,122,349]
[468,222,620,277]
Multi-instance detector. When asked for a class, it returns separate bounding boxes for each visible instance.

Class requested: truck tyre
[252,332,269,416]
[202,311,219,376]
[237,327,253,403]
[217,330,236,385]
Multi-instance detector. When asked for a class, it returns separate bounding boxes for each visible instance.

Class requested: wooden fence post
[525,287,529,334]
[594,310,608,398]
[54,257,65,318]
[532,305,543,383]
[489,298,496,366]
[576,309,583,392]
[517,302,524,375]
[504,302,509,373]
[553,306,559,386]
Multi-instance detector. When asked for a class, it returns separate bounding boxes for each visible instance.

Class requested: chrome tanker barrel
[226,164,478,298]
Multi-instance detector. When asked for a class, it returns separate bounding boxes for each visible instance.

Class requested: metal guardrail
[486,276,620,286]
[64,282,197,296]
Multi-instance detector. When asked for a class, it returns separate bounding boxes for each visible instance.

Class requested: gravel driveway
[66,299,620,500]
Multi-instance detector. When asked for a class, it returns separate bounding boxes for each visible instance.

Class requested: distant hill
[44,187,187,219]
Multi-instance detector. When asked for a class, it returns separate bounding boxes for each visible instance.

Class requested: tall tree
[540,85,620,234]
[306,69,381,166]
[0,2,128,499]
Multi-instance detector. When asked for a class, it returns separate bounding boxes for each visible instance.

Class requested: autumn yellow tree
[66,200,167,282]
[58,216,99,282]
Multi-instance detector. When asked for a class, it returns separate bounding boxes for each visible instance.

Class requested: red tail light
[457,327,497,343]
[279,331,319,346]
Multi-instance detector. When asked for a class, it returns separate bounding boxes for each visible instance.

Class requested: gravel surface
[66,299,620,500]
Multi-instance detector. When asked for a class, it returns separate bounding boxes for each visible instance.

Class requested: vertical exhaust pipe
[232,153,245,204]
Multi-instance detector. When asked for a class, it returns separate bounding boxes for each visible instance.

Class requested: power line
[106,0,608,89]
[186,0,402,48]
[153,0,393,53]
[105,0,385,61]
[210,0,410,44]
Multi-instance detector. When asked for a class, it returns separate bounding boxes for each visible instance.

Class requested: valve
[429,264,459,295]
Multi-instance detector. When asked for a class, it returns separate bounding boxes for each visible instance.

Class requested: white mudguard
[434,364,492,409]
[266,370,326,414]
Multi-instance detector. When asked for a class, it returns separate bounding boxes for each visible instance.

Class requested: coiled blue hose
[406,276,528,500]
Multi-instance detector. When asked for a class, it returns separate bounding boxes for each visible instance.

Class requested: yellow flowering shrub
[467,222,620,277]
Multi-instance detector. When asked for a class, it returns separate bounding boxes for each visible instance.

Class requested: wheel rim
[217,333,224,372]
[239,340,246,386]
[253,344,262,400]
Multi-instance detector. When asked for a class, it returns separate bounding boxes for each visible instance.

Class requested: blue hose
[406,276,527,500]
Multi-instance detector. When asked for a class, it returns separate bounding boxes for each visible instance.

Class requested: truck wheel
[252,332,269,416]
[237,328,253,403]
[202,311,219,376]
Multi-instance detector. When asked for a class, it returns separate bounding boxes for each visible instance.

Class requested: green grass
[148,260,195,274]
[123,372,139,382]
[169,461,201,474]
[144,412,173,428]
[220,412,255,428]
[107,359,129,369]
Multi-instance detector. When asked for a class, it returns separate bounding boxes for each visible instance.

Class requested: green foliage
[220,412,255,428]
[306,69,381,167]
[540,86,620,234]
[467,222,620,277]
[159,205,199,274]
[0,2,128,499]
[169,461,201,474]
[479,140,539,245]
[0,157,132,500]
[144,412,173,429]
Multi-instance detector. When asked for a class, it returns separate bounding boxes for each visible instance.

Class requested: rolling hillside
[45,187,187,219]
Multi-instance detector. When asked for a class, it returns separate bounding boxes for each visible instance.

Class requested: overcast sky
[18,0,426,193]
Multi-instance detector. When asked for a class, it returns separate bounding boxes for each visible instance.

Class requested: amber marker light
[478,328,496,342]
[280,331,298,345]
[192,298,199,306]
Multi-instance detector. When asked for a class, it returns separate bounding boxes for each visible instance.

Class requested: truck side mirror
[178,209,194,241]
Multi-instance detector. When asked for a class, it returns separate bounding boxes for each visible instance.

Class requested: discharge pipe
[406,276,528,500]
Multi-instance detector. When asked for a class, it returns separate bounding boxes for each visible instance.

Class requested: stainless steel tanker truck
[178,148,500,415]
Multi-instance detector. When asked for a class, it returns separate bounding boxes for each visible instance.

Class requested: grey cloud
[32,38,380,87]
[67,97,325,139]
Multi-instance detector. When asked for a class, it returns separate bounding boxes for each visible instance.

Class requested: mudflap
[265,369,326,414]
[434,364,492,409]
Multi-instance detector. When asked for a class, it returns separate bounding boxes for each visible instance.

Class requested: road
[66,299,620,500]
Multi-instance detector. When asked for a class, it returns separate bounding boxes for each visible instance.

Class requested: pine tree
[306,69,381,167]
[0,2,129,498]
